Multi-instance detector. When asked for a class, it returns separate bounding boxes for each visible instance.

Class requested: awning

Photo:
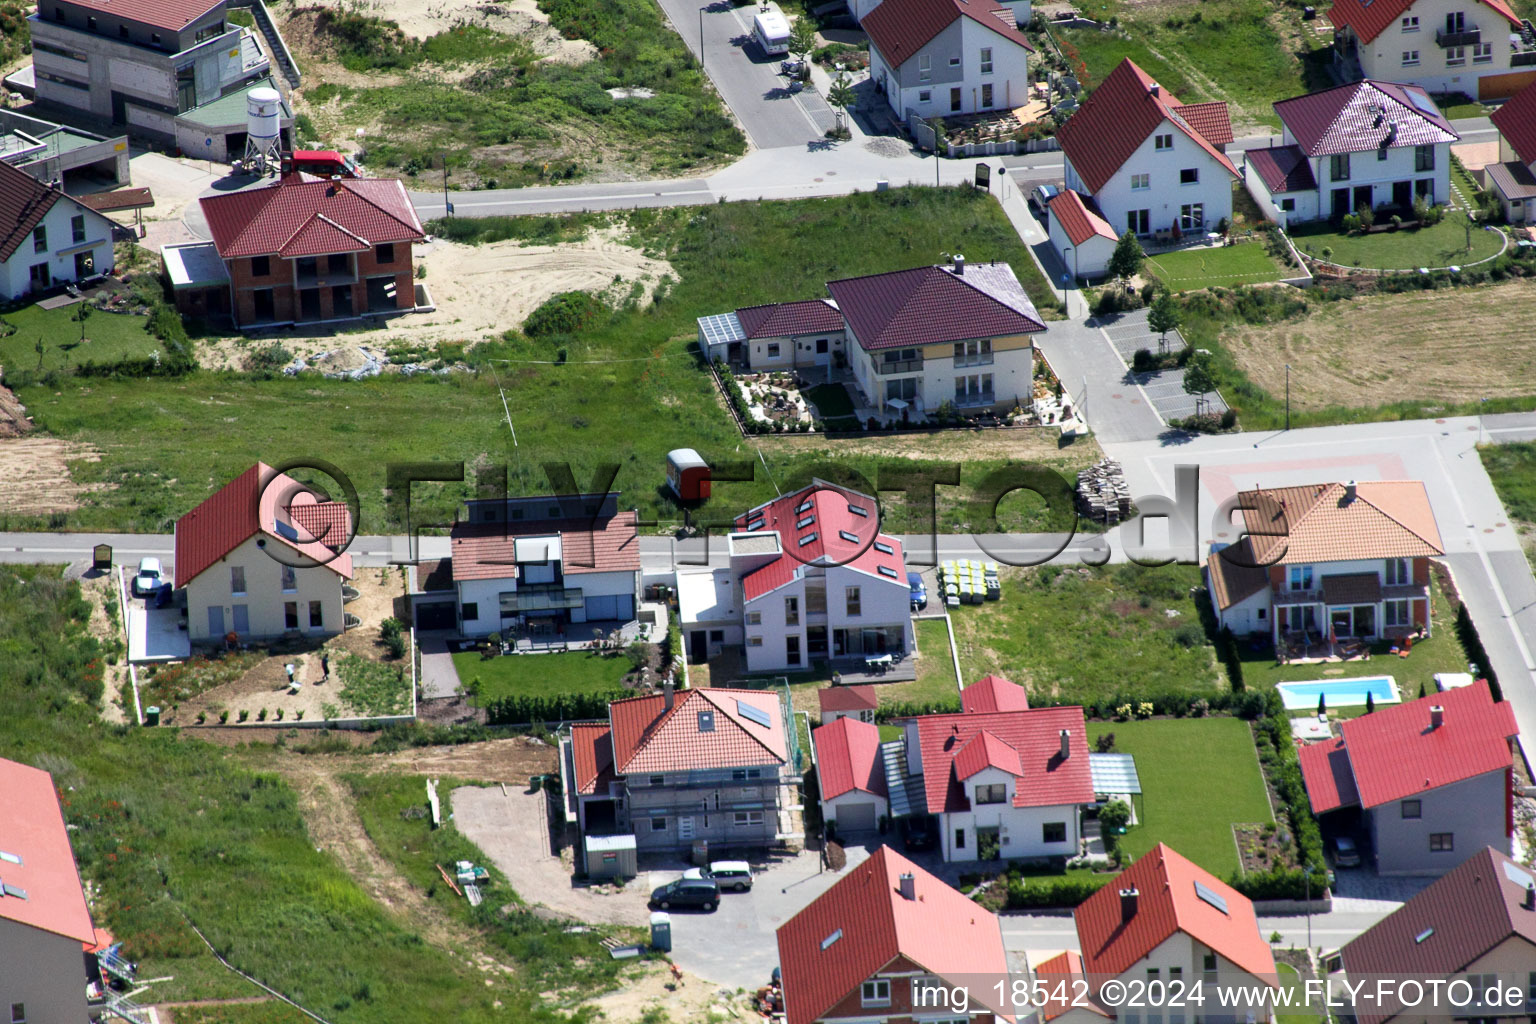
[1089,752,1142,795]
[1321,572,1382,606]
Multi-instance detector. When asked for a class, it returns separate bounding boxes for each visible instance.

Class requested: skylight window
[0,852,19,866]
[839,530,859,543]
[798,533,818,547]
[874,541,894,555]
[797,515,815,529]
[848,504,868,517]
[745,521,764,531]
[796,500,814,514]
[878,565,898,579]
[821,928,843,950]
[698,710,715,732]
[0,882,26,900]
[1193,881,1229,915]
[1414,928,1433,944]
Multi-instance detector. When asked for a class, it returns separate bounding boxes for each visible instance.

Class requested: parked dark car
[650,877,719,911]
[901,815,938,851]
[908,572,928,610]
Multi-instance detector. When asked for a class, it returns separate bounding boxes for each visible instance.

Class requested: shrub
[246,342,292,373]
[257,708,268,721]
[1455,602,1502,701]
[1004,875,1109,908]
[238,709,249,723]
[1132,348,1155,372]
[523,291,605,337]
[1099,799,1132,841]
[825,841,847,871]
[219,710,229,724]
[1094,732,1116,753]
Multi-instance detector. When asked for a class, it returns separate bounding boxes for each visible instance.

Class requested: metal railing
[877,358,923,375]
[1436,25,1480,46]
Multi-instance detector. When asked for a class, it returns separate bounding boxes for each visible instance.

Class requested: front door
[786,635,801,667]
[208,605,224,637]
[1331,609,1353,639]
[1331,188,1350,219]
[678,816,694,841]
[74,251,94,279]
[1393,180,1412,211]
[1353,186,1373,215]
[689,630,707,664]
[807,625,828,657]
[232,604,249,634]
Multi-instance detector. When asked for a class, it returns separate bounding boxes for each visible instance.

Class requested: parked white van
[753,5,791,57]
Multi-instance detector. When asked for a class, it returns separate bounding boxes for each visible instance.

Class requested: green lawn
[1144,242,1288,292]
[1482,442,1536,571]
[1289,212,1505,271]
[1237,575,1463,708]
[949,564,1223,707]
[885,617,960,705]
[12,188,1076,535]
[1088,717,1272,876]
[454,649,632,704]
[0,304,162,371]
[335,652,413,716]
[1276,962,1325,1024]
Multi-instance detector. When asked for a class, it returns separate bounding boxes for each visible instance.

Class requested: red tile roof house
[1325,0,1536,100]
[1041,844,1278,1024]
[728,481,913,674]
[0,758,100,1024]
[1045,189,1120,281]
[1298,680,1518,876]
[885,690,1094,863]
[184,173,426,328]
[0,159,117,300]
[1338,846,1536,1024]
[819,682,879,725]
[1487,78,1536,223]
[776,845,1015,1024]
[813,714,890,832]
[1242,80,1457,228]
[447,491,640,640]
[1055,59,1238,247]
[863,0,1034,122]
[557,683,800,855]
[176,462,354,643]
[697,257,1046,422]
[1205,480,1444,647]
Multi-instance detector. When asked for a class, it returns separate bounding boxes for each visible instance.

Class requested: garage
[583,594,634,622]
[835,801,879,832]
[414,600,457,631]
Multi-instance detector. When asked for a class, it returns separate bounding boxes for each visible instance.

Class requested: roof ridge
[219,182,287,257]
[313,212,370,247]
[349,178,425,234]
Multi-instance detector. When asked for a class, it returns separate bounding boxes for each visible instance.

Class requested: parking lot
[1095,309,1229,423]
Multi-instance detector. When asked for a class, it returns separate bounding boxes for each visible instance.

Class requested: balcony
[501,585,584,612]
[1514,47,1536,66]
[1436,25,1480,47]
[954,391,996,408]
[877,358,923,375]
[954,354,994,369]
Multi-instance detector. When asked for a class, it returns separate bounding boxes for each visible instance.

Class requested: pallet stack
[1076,459,1134,524]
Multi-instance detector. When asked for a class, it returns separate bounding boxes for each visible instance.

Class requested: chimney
[1149,82,1160,96]
[664,677,675,711]
[1525,883,1535,911]
[1430,704,1444,729]
[1119,887,1139,921]
[1059,729,1071,759]
[952,253,966,274]
[899,873,917,901]
[1344,480,1357,504]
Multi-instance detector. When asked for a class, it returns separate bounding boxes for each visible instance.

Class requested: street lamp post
[1062,246,1072,308]
[698,6,706,69]
[1303,865,1314,951]
[1285,363,1291,431]
[1480,396,1488,444]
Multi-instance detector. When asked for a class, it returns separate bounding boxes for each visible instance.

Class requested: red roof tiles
[734,482,906,602]
[570,723,616,796]
[915,706,1093,813]
[1046,190,1118,247]
[962,674,1031,714]
[1245,145,1319,195]
[200,177,424,260]
[1172,102,1235,146]
[0,758,96,944]
[814,716,888,800]
[776,845,1014,1024]
[174,463,353,588]
[1341,847,1536,1024]
[825,262,1045,352]
[1275,80,1457,157]
[1075,844,1276,983]
[609,687,787,775]
[449,510,639,581]
[1493,77,1536,166]
[1299,680,1516,813]
[863,0,1033,70]
[953,729,1024,779]
[58,0,222,31]
[1237,480,1444,567]
[819,684,879,713]
[734,299,844,339]
[1056,59,1238,195]
[1205,538,1271,611]
[0,160,63,262]
[1036,952,1111,1021]
[1327,0,1518,44]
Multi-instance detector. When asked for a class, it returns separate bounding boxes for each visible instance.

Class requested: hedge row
[483,690,628,725]
[1232,693,1328,902]
[1455,602,1503,702]
[874,688,1274,726]
[1002,874,1110,909]
[1217,625,1245,692]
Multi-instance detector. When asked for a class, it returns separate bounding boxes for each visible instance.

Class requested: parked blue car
[908,572,927,610]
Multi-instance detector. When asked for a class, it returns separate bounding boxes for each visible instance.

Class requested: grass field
[1276,963,1324,1024]
[1482,442,1536,570]
[0,304,162,371]
[12,189,1081,534]
[949,564,1222,707]
[0,564,592,1023]
[455,650,632,704]
[1087,717,1272,876]
[336,653,413,715]
[1220,280,1536,415]
[893,617,961,705]
[1145,242,1287,292]
[1290,213,1505,271]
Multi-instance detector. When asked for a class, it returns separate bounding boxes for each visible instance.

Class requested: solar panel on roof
[1503,861,1535,889]
[737,700,773,728]
[1194,880,1229,915]
[1408,90,1440,118]
[697,312,747,347]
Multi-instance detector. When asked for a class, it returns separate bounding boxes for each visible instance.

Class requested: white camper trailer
[753,5,792,56]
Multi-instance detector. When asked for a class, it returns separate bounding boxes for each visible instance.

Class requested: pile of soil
[0,384,33,437]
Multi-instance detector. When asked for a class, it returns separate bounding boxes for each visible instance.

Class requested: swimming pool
[1275,675,1400,711]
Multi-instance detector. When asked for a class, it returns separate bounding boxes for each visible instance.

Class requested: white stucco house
[1244,79,1457,226]
[1045,189,1119,280]
[0,158,116,300]
[812,714,890,832]
[1327,0,1536,100]
[448,492,640,639]
[864,0,1033,121]
[176,462,354,643]
[1055,58,1239,243]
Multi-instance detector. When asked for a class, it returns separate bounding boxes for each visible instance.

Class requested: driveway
[417,634,461,699]
[653,0,833,149]
[1032,317,1165,444]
